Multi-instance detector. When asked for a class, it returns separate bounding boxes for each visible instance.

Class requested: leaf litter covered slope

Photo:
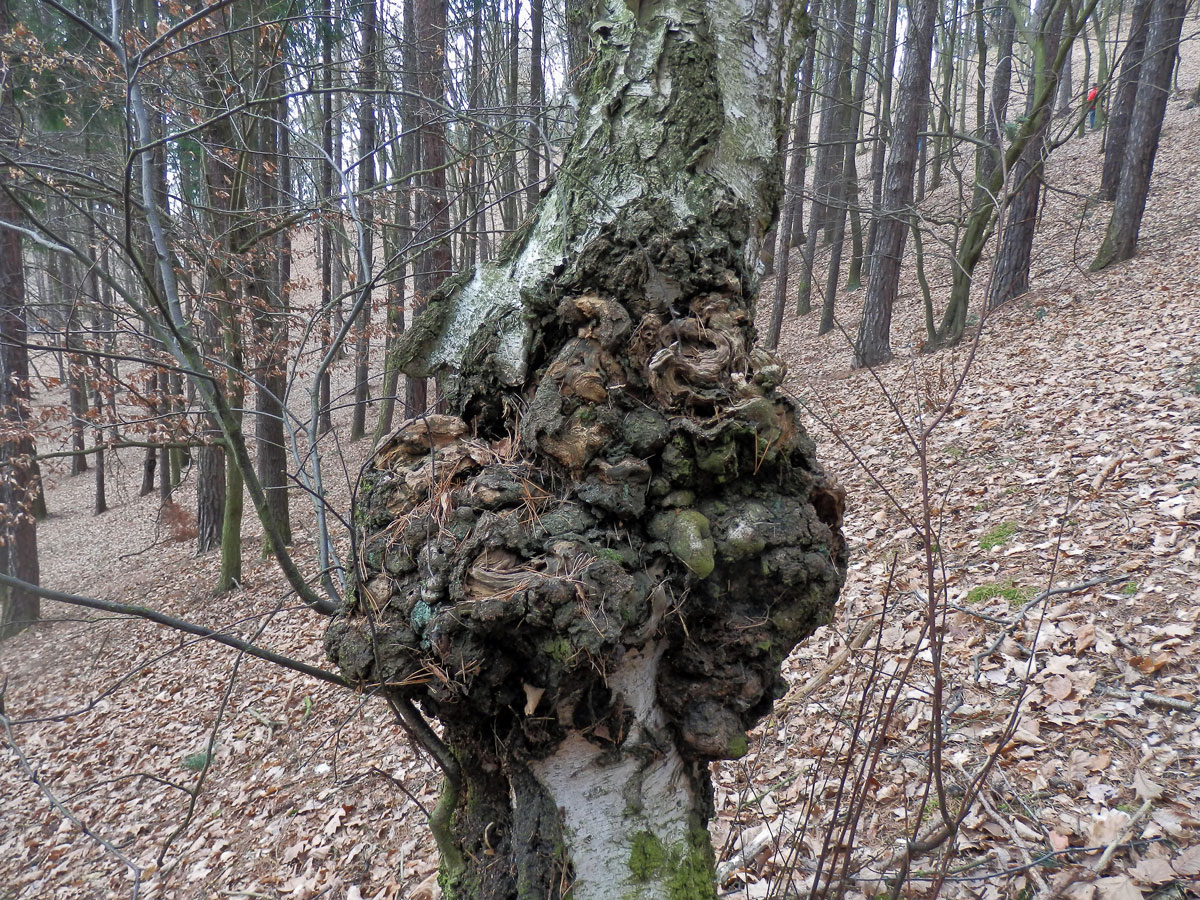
[2,66,1200,900]
[730,69,1200,899]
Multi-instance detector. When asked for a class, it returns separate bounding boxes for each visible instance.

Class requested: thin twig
[1033,797,1154,900]
[961,763,1049,892]
[779,610,883,712]
[972,576,1123,678]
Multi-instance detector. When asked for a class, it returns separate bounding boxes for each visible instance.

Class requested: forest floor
[3,48,1200,900]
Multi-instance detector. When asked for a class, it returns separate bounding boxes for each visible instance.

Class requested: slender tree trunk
[66,303,89,475]
[87,264,108,515]
[408,0,450,415]
[0,0,39,637]
[785,1,822,252]
[767,5,822,347]
[526,0,544,212]
[1091,0,1188,268]
[972,0,987,175]
[1099,0,1152,199]
[501,0,521,233]
[92,425,107,515]
[1058,5,1076,114]
[372,102,414,443]
[989,0,1066,307]
[1092,0,1110,91]
[843,0,877,290]
[196,295,226,553]
[217,300,244,592]
[862,0,899,284]
[930,0,960,193]
[350,0,378,442]
[932,0,1094,348]
[854,0,937,367]
[318,0,336,436]
[140,368,157,496]
[820,136,852,333]
[799,0,855,313]
[982,2,1016,185]
[808,21,847,243]
[818,0,857,328]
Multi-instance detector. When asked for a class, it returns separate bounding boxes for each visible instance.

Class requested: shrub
[162,499,198,543]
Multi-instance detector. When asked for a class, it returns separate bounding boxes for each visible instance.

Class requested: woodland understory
[1,3,1200,900]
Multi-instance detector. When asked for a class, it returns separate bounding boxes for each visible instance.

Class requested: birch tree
[324,0,848,896]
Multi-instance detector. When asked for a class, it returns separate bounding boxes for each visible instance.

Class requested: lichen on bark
[325,1,843,898]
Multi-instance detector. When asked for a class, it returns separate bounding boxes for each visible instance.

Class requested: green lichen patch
[628,831,667,881]
[979,521,1020,550]
[965,581,1032,607]
[725,733,749,759]
[667,510,715,579]
[627,826,718,900]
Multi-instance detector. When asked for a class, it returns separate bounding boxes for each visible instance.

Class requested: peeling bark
[326,2,846,897]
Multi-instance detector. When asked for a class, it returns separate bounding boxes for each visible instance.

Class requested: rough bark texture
[862,0,899,286]
[1091,0,1187,269]
[325,1,847,898]
[981,2,1016,186]
[989,0,1065,308]
[350,0,377,441]
[0,0,39,638]
[1099,0,1153,201]
[853,0,936,368]
[408,0,450,416]
[784,0,822,253]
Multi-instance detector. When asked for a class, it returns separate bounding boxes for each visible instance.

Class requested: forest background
[0,0,1199,896]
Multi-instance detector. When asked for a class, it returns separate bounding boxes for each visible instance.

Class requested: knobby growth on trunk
[324,1,848,897]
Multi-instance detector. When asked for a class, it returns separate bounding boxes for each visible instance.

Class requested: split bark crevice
[325,2,847,897]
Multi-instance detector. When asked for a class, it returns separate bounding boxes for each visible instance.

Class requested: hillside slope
[2,56,1199,900]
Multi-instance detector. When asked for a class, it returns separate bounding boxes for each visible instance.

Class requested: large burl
[326,282,846,894]
[330,288,845,756]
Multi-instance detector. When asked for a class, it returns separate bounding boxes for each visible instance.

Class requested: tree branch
[0,573,349,689]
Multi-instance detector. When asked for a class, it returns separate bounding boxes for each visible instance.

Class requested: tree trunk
[318,0,336,437]
[325,2,847,897]
[372,140,410,444]
[989,0,1066,307]
[862,0,899,285]
[408,0,450,416]
[798,0,855,314]
[197,285,227,551]
[249,39,292,546]
[784,1,822,253]
[854,0,936,368]
[1099,0,1152,199]
[843,0,876,290]
[982,1,1015,185]
[767,14,822,349]
[931,0,1091,348]
[140,368,158,496]
[972,0,987,177]
[350,0,378,442]
[1091,0,1187,269]
[818,0,858,330]
[218,301,244,592]
[929,0,960,194]
[66,303,89,475]
[1091,0,1109,93]
[526,0,544,212]
[1057,5,1075,115]
[501,0,520,234]
[0,0,39,638]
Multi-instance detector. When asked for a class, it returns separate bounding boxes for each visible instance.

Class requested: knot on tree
[326,285,847,765]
